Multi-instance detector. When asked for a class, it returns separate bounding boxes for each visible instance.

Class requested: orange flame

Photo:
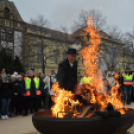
[51,82,80,118]
[81,17,123,111]
[51,17,124,118]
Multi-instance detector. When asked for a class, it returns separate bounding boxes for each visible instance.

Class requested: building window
[1,29,13,41]
[54,50,59,64]
[10,14,13,20]
[4,7,10,19]
[1,29,6,40]
[37,50,42,63]
[11,21,13,27]
[7,30,13,41]
[5,49,12,56]
[63,51,66,59]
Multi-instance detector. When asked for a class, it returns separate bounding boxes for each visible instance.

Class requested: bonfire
[51,17,125,118]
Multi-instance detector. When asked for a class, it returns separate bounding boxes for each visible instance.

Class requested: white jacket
[43,76,56,95]
[106,77,115,88]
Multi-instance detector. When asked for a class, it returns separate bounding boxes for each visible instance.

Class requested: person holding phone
[0,77,13,120]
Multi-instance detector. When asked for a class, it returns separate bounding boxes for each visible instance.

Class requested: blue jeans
[123,86,132,104]
[1,98,11,115]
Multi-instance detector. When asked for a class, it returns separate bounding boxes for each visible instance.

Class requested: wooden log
[77,106,94,118]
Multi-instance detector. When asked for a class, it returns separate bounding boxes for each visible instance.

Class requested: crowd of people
[1,66,134,120]
[103,68,134,105]
[0,69,56,120]
[78,67,134,105]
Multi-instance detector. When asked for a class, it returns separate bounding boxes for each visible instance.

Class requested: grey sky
[12,0,134,34]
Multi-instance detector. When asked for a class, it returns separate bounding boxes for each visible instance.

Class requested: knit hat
[17,75,22,78]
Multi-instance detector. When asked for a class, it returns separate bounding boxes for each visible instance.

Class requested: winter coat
[12,81,19,93]
[43,76,56,95]
[0,82,13,98]
[56,58,77,92]
[106,77,115,89]
[40,77,46,96]
[17,81,24,95]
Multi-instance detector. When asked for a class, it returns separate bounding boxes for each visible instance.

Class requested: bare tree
[30,14,50,28]
[60,25,69,40]
[28,15,52,73]
[71,9,107,32]
[106,25,125,41]
[123,27,134,68]
[27,15,71,74]
[125,27,134,50]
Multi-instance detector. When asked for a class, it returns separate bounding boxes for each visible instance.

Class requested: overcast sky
[12,0,134,34]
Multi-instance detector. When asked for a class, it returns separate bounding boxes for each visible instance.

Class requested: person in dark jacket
[40,73,48,109]
[57,48,77,92]
[0,77,13,119]
[22,70,41,116]
[0,75,2,114]
[10,75,18,115]
[15,75,24,115]
[122,67,134,104]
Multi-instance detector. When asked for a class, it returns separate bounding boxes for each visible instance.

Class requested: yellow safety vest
[81,77,93,84]
[25,77,41,96]
[123,74,133,86]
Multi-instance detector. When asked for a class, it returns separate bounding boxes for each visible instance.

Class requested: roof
[26,23,73,43]
[0,0,23,21]
[70,26,110,38]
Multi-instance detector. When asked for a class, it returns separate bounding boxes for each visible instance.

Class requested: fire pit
[32,108,134,134]
[32,17,134,134]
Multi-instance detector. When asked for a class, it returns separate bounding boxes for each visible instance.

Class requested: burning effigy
[32,17,134,134]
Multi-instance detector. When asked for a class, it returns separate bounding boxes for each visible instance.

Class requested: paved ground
[0,114,39,134]
[1,104,134,134]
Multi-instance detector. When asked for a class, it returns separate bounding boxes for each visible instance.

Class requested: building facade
[0,0,133,75]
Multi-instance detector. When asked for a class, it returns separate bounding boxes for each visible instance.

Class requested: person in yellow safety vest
[122,67,134,105]
[80,73,93,85]
[22,70,41,116]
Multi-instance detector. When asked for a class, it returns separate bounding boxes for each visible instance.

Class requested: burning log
[77,105,94,118]
[93,103,121,117]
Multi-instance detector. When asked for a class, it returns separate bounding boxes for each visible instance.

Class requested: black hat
[126,67,130,70]
[66,48,77,55]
